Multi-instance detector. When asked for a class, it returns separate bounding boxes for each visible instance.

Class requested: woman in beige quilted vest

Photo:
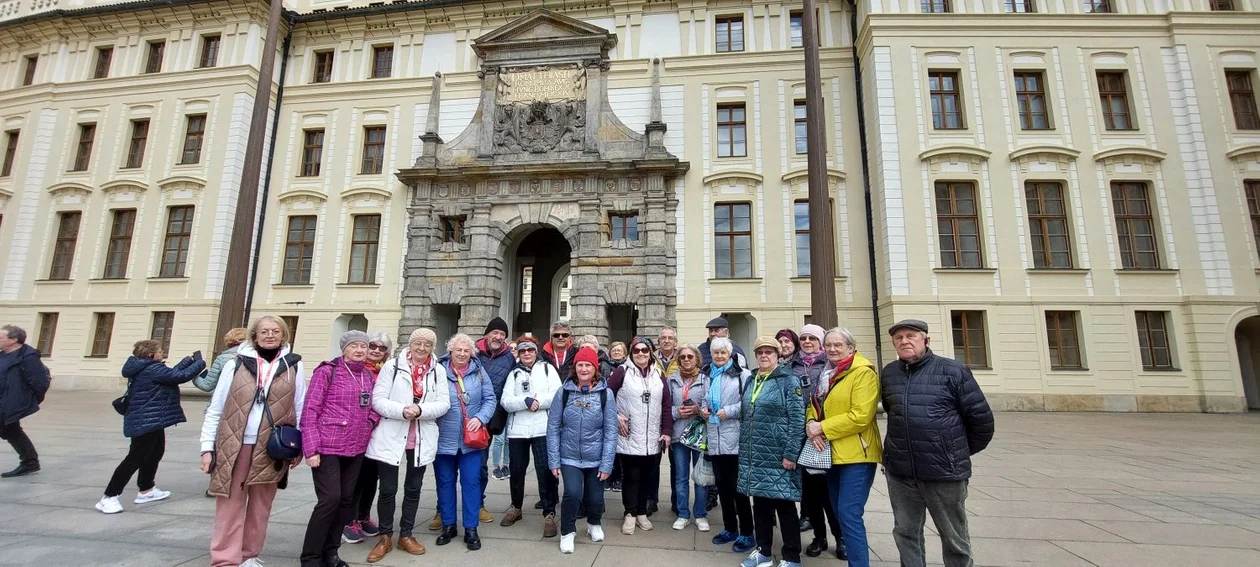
[199,315,308,567]
[606,336,673,536]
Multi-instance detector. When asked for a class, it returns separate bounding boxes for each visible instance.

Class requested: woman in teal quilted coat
[737,337,805,567]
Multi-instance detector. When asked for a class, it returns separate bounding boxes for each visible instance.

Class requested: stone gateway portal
[395,9,689,344]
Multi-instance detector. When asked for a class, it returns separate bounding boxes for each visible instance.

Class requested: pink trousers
[210,444,279,567]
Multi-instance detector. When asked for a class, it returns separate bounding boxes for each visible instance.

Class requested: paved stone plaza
[2,392,1260,566]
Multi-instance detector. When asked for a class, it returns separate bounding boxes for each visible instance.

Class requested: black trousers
[1,421,39,465]
[802,470,843,545]
[376,450,426,537]
[301,454,363,567]
[353,458,378,522]
[620,453,660,517]
[508,436,558,514]
[663,447,676,513]
[104,429,165,497]
[711,454,753,536]
[754,496,802,562]
[609,454,622,484]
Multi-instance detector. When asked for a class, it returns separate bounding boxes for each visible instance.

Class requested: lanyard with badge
[254,356,278,405]
[454,367,471,405]
[344,362,370,407]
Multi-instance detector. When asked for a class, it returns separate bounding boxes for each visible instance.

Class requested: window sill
[1026,268,1090,274]
[1139,368,1182,373]
[84,355,109,359]
[709,277,763,283]
[89,278,129,282]
[147,277,189,282]
[933,268,997,274]
[337,283,380,288]
[1114,269,1178,275]
[33,279,73,284]
[1049,368,1091,373]
[275,283,315,288]
[174,162,201,167]
[790,276,848,282]
[965,366,994,372]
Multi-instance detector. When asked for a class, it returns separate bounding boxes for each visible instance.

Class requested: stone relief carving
[494,100,587,154]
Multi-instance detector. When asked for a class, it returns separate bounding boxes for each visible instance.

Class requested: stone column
[582,59,607,154]
[637,173,675,337]
[568,198,606,341]
[477,65,500,158]
[458,201,504,336]
[399,183,435,342]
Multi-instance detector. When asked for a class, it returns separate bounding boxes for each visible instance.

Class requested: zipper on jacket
[903,360,916,478]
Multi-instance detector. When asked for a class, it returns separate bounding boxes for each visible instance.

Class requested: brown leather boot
[500,506,523,527]
[397,535,427,555]
[366,534,392,563]
[543,512,558,538]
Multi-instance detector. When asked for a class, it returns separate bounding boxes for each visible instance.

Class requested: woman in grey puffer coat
[701,338,755,553]
[546,348,617,554]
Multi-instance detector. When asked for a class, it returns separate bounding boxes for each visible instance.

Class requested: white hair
[709,337,734,354]
[366,331,393,350]
[825,327,857,349]
[446,333,475,351]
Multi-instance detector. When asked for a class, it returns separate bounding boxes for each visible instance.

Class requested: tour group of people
[0,312,994,567]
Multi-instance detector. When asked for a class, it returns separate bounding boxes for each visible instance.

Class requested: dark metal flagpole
[803,0,839,329]
[212,0,284,348]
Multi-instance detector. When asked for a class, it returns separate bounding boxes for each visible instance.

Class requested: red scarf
[411,356,431,399]
[812,354,856,417]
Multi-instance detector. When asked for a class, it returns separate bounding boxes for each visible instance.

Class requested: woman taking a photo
[434,333,496,550]
[300,331,380,567]
[738,337,805,567]
[201,315,306,567]
[805,328,882,567]
[194,328,245,393]
[500,336,563,536]
[96,340,205,514]
[703,338,754,554]
[546,347,618,554]
[607,337,672,535]
[363,328,451,562]
[666,344,709,531]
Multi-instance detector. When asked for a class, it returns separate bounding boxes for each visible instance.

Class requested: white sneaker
[95,495,123,514]
[621,514,636,535]
[672,517,690,530]
[586,523,605,542]
[559,532,575,554]
[740,550,773,567]
[635,514,653,531]
[134,488,171,504]
[695,517,711,532]
[239,559,265,567]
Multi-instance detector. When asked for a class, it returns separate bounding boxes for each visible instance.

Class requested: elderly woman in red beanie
[606,336,672,535]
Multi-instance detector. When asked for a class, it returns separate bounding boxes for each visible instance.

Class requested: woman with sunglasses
[363,328,450,562]
[499,336,563,537]
[606,336,672,535]
[665,344,710,532]
[738,337,805,567]
[702,337,755,554]
[343,333,394,545]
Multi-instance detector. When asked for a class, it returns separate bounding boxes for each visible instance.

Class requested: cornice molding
[702,170,763,186]
[1010,145,1081,162]
[1225,144,1260,162]
[781,167,845,185]
[1093,146,1166,163]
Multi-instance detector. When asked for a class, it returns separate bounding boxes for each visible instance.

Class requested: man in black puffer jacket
[880,319,993,567]
[0,325,51,478]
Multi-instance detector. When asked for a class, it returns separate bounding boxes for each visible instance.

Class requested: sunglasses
[632,347,651,354]
[368,344,389,351]
[678,354,696,360]
[552,333,570,339]
[517,346,537,352]
[756,350,777,356]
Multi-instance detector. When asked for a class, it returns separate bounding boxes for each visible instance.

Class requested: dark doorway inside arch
[1235,316,1260,410]
[505,227,572,340]
[607,305,639,345]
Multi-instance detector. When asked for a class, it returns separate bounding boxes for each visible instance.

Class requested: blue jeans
[826,463,877,567]
[670,444,708,519]
[560,465,604,535]
[434,450,484,529]
[490,434,509,467]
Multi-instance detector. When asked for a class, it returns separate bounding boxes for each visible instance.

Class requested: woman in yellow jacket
[805,328,883,567]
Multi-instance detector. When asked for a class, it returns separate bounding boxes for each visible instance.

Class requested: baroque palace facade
[1,0,1259,413]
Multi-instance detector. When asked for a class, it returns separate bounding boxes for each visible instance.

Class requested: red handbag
[456,374,491,450]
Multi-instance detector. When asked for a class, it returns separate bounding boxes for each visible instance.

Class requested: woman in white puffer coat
[498,336,563,536]
[363,328,451,562]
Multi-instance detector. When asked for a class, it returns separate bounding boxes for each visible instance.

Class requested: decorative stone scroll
[494,100,587,154]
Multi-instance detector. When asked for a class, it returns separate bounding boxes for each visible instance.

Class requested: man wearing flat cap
[698,316,747,369]
[879,319,994,567]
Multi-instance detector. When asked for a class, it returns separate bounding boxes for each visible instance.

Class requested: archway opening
[503,227,572,340]
[1235,316,1260,410]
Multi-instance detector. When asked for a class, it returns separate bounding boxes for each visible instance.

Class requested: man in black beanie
[475,316,514,523]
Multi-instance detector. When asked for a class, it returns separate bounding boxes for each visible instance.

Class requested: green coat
[737,364,805,501]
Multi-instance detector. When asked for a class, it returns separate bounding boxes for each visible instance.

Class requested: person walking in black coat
[0,325,51,478]
[880,319,994,567]
[95,339,205,514]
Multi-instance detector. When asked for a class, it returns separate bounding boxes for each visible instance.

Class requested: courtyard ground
[1,391,1259,566]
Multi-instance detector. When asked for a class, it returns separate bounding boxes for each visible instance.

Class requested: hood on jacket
[122,356,161,379]
[543,341,575,360]
[438,352,486,380]
[236,341,292,359]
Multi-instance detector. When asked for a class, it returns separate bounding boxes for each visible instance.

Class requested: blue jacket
[0,344,50,425]
[436,355,497,455]
[737,364,805,501]
[475,338,515,401]
[699,339,747,368]
[880,349,994,481]
[547,379,618,474]
[121,354,206,438]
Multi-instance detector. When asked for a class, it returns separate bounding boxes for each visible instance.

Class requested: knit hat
[340,330,370,352]
[484,316,509,337]
[775,329,800,353]
[799,324,826,343]
[408,327,437,346]
[574,347,599,370]
[515,335,540,351]
[751,336,781,356]
[629,336,655,353]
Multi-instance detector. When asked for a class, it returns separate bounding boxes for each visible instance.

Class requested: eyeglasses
[678,354,696,360]
[410,340,434,347]
[552,333,570,339]
[257,329,282,337]
[632,347,651,354]
[801,336,820,342]
[755,350,777,356]
[368,344,389,352]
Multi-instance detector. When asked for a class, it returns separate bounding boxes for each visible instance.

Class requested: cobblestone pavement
[2,391,1259,566]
